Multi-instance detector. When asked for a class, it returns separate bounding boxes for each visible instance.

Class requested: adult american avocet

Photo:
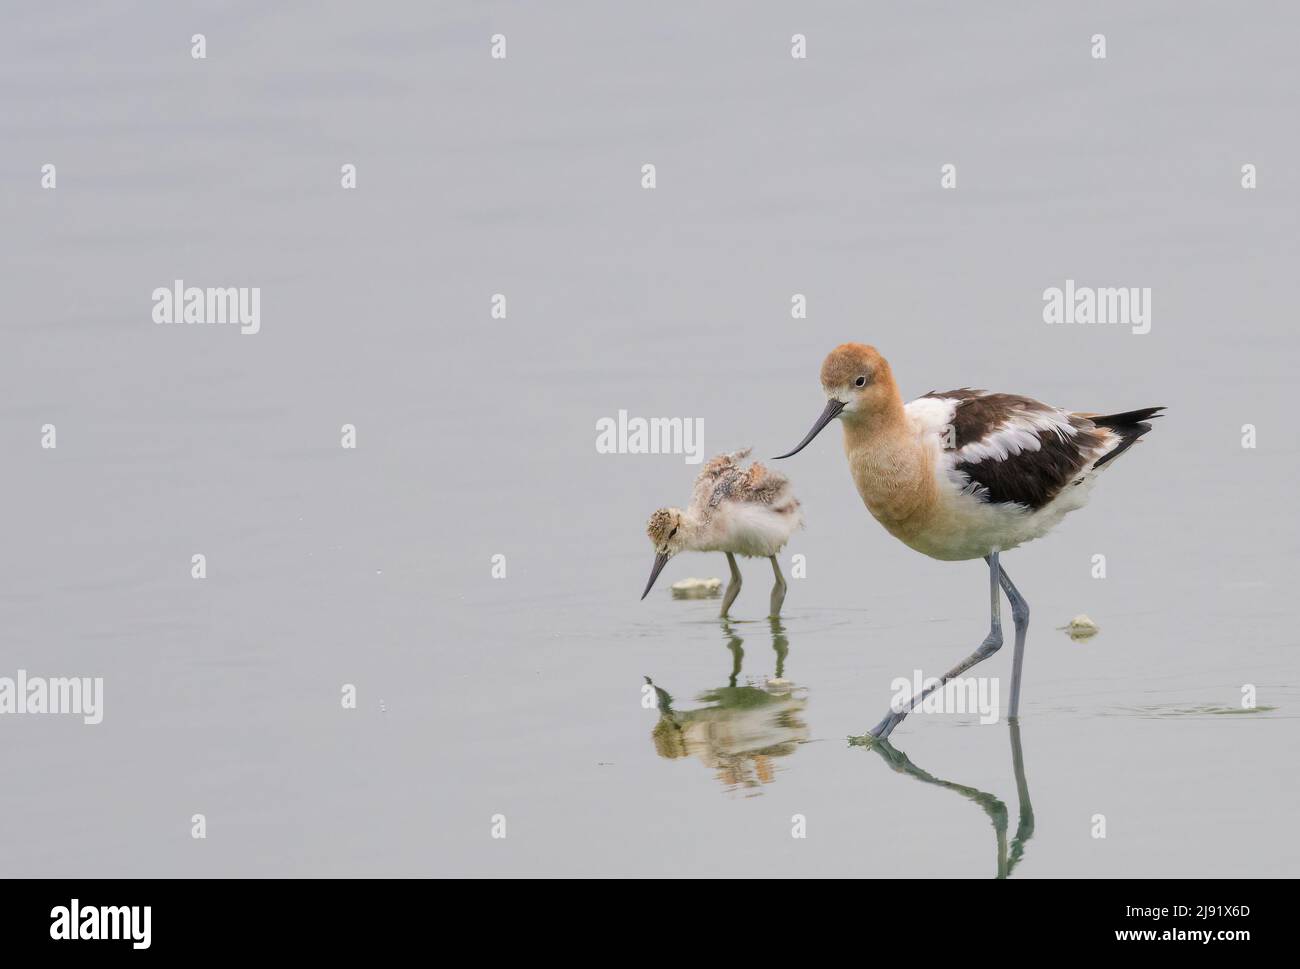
[775,344,1163,738]
[642,449,803,618]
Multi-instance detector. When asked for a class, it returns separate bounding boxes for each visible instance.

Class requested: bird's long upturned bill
[774,398,844,458]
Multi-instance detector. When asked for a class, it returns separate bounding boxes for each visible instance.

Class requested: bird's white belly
[705,504,801,558]
[894,472,1098,562]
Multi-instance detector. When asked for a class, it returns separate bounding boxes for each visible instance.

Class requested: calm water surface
[2,2,1297,876]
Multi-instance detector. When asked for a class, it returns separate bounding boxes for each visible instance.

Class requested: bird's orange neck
[840,388,937,528]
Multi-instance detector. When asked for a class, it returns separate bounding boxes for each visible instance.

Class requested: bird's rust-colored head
[820,343,897,414]
[775,344,899,459]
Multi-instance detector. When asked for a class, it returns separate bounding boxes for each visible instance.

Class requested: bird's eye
[855,375,867,387]
[668,526,678,539]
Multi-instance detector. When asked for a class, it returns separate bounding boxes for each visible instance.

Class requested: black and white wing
[918,389,1161,510]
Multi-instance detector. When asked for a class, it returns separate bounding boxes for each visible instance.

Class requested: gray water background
[2,1,1297,876]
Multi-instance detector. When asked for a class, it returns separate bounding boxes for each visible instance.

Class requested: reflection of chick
[651,715,688,759]
[646,676,809,792]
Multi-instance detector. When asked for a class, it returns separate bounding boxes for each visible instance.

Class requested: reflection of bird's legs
[870,552,1004,738]
[867,738,1009,879]
[1007,721,1035,875]
[769,618,788,680]
[768,556,787,617]
[720,553,742,618]
[722,620,744,688]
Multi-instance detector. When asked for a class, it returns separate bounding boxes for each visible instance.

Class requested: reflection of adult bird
[856,723,1035,878]
[641,450,803,618]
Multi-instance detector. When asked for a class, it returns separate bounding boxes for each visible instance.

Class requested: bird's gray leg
[768,556,787,618]
[869,552,1004,739]
[997,564,1030,719]
[720,553,742,618]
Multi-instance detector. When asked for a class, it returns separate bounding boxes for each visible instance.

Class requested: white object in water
[671,577,722,595]
[1064,614,1100,639]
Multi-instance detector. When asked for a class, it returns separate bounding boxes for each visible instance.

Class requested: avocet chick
[641,449,803,618]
